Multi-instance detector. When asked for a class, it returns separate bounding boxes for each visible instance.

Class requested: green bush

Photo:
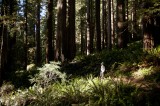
[29,62,67,87]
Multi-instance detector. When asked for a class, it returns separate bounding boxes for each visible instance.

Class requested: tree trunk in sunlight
[117,0,126,48]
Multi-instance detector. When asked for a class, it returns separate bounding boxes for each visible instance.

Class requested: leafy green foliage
[29,62,67,87]
[1,41,160,105]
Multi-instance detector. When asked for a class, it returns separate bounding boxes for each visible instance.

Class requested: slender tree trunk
[102,0,107,49]
[24,0,28,69]
[111,0,115,46]
[0,25,8,85]
[46,0,54,63]
[61,0,67,62]
[96,0,101,51]
[35,0,41,66]
[87,0,91,55]
[131,0,137,40]
[107,0,111,50]
[80,16,85,55]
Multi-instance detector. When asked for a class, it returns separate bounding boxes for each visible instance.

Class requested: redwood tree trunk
[35,0,41,66]
[24,0,28,69]
[46,0,54,63]
[96,0,101,51]
[0,0,9,85]
[61,0,67,62]
[102,0,107,49]
[107,0,112,50]
[55,0,65,61]
[67,0,76,60]
[87,0,94,54]
[117,0,126,48]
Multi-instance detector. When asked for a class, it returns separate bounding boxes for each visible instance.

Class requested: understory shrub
[29,61,67,87]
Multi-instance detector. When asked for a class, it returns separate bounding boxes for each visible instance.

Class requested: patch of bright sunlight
[148,45,160,55]
[132,66,153,79]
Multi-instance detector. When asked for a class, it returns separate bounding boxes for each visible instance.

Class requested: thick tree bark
[143,16,154,50]
[7,0,17,71]
[0,0,9,85]
[96,0,101,52]
[117,0,126,48]
[67,0,76,60]
[46,0,54,63]
[87,0,94,55]
[56,0,66,61]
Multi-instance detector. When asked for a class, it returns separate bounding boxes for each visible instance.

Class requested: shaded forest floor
[1,41,160,105]
[62,40,160,105]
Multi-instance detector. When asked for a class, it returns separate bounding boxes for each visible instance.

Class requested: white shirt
[101,64,105,73]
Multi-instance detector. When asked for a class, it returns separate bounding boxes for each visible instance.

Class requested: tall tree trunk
[131,0,137,40]
[143,16,154,50]
[111,0,115,46]
[87,0,94,55]
[46,0,54,63]
[87,0,91,55]
[102,0,107,49]
[117,0,126,48]
[80,16,85,55]
[7,0,17,71]
[107,0,111,50]
[68,0,76,60]
[0,0,9,85]
[35,0,41,66]
[61,0,67,62]
[96,0,101,52]
[24,0,28,69]
[56,0,66,61]
[0,25,8,85]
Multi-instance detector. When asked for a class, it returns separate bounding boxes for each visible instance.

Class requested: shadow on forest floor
[61,41,160,105]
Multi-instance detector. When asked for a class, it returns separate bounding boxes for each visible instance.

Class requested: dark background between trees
[0,0,160,85]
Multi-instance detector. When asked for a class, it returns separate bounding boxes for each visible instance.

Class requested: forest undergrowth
[1,41,160,106]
